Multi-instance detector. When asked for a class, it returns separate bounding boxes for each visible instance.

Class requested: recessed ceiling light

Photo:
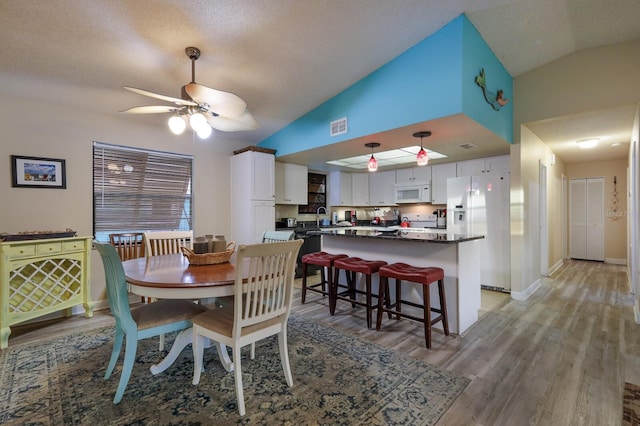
[576,138,599,149]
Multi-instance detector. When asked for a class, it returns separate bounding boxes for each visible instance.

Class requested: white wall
[0,93,249,304]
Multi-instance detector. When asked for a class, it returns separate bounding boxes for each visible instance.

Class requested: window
[93,142,194,242]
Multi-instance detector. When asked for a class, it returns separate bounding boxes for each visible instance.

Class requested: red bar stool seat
[332,257,388,328]
[376,262,449,348]
[301,252,348,305]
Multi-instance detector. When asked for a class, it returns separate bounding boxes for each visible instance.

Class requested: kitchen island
[320,228,484,335]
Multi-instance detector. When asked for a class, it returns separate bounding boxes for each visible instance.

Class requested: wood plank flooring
[6,260,635,424]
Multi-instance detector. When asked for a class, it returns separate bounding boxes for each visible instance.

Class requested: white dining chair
[143,230,193,257]
[191,239,303,416]
[143,230,194,350]
[261,230,295,243]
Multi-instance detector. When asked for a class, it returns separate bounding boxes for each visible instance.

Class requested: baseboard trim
[511,278,542,301]
[605,257,627,265]
[548,259,564,276]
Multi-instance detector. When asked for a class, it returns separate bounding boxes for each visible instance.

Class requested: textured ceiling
[0,0,638,168]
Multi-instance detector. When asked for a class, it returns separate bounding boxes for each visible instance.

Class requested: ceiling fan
[121,47,258,138]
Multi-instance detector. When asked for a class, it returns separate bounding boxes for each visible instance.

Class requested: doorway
[569,177,605,261]
[540,162,549,275]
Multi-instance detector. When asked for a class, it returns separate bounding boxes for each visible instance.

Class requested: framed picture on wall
[11,155,67,189]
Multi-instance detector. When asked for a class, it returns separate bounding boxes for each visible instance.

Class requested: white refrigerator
[447,174,511,291]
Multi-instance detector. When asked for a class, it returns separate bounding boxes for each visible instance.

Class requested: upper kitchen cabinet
[231,150,275,246]
[431,162,457,204]
[395,166,431,185]
[275,162,308,205]
[328,172,352,206]
[456,155,510,177]
[351,173,370,206]
[231,150,275,201]
[369,170,396,206]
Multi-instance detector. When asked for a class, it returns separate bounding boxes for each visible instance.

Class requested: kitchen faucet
[316,206,327,228]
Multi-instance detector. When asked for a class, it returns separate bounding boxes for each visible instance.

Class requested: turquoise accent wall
[259,15,512,157]
[461,17,513,143]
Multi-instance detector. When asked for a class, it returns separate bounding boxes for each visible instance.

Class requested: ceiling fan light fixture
[196,124,212,139]
[189,112,208,132]
[413,131,432,166]
[365,142,380,172]
[168,115,186,135]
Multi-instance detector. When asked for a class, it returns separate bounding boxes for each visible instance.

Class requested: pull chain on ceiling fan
[121,47,258,138]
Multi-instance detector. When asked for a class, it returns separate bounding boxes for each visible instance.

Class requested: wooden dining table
[122,253,242,375]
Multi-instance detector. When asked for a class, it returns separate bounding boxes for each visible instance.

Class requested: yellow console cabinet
[0,236,94,349]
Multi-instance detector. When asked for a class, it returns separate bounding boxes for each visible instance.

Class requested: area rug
[0,316,469,425]
[623,382,640,425]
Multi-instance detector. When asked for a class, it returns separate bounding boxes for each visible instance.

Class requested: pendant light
[365,142,380,172]
[413,131,432,166]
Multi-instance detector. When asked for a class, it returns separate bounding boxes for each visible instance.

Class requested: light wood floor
[7,260,636,424]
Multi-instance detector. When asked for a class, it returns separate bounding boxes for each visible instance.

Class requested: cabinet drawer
[4,245,36,258]
[62,240,85,252]
[37,242,62,255]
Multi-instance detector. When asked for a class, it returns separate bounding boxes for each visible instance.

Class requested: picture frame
[11,155,67,189]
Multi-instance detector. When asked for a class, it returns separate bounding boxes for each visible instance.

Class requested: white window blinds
[93,142,194,242]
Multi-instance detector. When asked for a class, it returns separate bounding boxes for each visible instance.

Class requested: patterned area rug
[0,316,469,425]
[624,382,640,425]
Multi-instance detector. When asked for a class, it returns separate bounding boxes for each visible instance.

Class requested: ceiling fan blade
[120,106,181,114]
[124,86,197,107]
[206,109,259,132]
[184,83,247,118]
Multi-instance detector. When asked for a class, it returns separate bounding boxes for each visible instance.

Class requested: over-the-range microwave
[394,183,431,204]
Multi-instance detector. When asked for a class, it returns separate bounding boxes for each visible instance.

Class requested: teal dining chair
[93,241,207,404]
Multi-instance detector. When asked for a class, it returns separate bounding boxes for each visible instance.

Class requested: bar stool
[301,251,348,305]
[331,257,388,328]
[376,263,449,349]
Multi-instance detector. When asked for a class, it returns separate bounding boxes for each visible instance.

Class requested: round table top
[122,253,239,291]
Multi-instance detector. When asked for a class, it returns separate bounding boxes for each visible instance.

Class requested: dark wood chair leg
[376,276,387,331]
[423,283,432,349]
[438,279,449,336]
[301,262,309,304]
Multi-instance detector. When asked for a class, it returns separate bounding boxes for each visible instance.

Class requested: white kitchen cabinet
[231,150,275,201]
[351,173,370,206]
[369,170,396,206]
[396,166,431,185]
[328,172,352,206]
[456,155,510,177]
[231,150,276,245]
[431,162,457,204]
[275,162,308,204]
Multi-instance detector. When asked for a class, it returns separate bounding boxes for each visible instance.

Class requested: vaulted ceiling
[1,0,638,167]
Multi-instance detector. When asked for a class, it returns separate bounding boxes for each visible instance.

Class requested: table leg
[150,328,234,375]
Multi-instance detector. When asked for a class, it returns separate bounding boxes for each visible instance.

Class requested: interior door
[569,178,604,261]
[585,178,604,261]
[569,179,587,259]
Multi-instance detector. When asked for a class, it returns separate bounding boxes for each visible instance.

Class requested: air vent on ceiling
[330,117,348,137]
[459,143,477,150]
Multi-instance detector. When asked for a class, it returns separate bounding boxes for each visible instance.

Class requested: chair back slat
[261,230,295,243]
[109,232,145,261]
[143,231,193,257]
[234,240,302,332]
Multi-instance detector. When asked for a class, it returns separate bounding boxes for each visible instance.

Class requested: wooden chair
[143,230,193,257]
[93,241,207,404]
[109,232,146,261]
[261,230,295,243]
[191,239,303,416]
[109,232,147,303]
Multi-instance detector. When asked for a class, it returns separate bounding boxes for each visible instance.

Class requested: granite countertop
[319,228,484,244]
